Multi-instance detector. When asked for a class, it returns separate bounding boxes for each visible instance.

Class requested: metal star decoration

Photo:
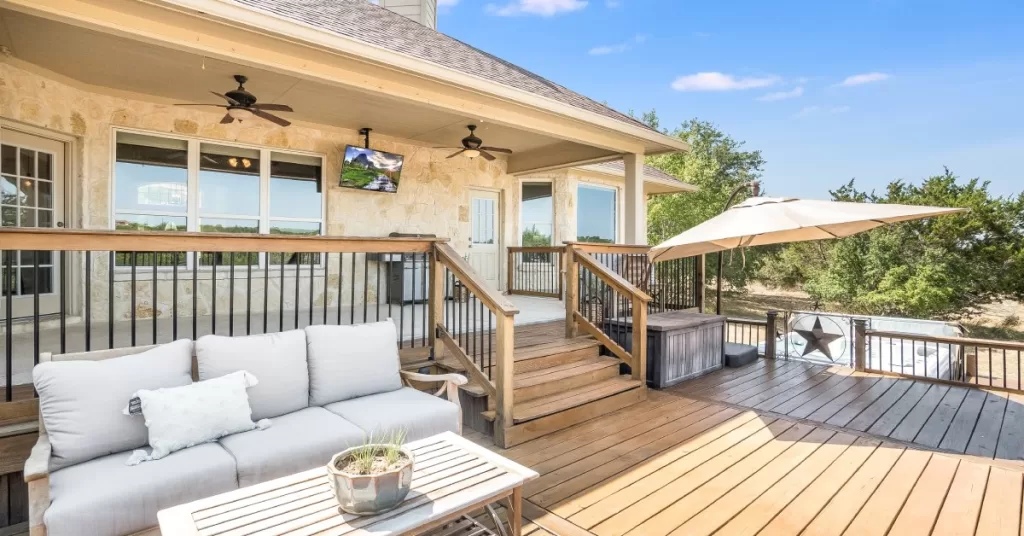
[794,317,843,361]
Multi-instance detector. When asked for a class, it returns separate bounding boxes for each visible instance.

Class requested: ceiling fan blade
[174,103,228,108]
[252,109,291,127]
[479,150,496,162]
[479,146,513,154]
[254,103,293,112]
[211,91,241,106]
[447,149,466,159]
[220,114,235,125]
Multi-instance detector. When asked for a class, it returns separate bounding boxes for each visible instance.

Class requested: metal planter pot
[326,446,415,515]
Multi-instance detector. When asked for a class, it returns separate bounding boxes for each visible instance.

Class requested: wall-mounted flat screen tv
[339,145,404,193]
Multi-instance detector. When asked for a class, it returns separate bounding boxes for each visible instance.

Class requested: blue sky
[438,0,1024,200]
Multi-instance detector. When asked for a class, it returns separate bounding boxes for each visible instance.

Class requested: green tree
[641,114,767,289]
[762,170,1024,318]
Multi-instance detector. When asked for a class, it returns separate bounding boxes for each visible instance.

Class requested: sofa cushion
[33,339,193,471]
[324,387,460,442]
[218,407,365,487]
[305,321,403,405]
[45,443,237,536]
[196,330,309,420]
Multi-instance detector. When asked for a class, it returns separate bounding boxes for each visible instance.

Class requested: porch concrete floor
[466,369,1024,536]
[0,294,564,388]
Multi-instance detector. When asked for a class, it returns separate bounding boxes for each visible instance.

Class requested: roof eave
[152,0,690,154]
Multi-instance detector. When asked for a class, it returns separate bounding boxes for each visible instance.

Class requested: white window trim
[519,178,556,247]
[576,182,620,244]
[110,127,326,270]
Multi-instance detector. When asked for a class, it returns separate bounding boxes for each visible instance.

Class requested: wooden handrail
[507,246,565,253]
[563,242,652,255]
[865,329,1024,352]
[0,228,442,253]
[434,243,519,317]
[573,250,653,303]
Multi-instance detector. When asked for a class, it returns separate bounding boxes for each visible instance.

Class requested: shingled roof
[589,160,683,183]
[230,0,655,132]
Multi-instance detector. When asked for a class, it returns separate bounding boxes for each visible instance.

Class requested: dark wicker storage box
[605,311,726,389]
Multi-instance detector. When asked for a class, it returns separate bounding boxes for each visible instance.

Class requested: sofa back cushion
[195,330,309,420]
[305,321,403,406]
[33,339,193,471]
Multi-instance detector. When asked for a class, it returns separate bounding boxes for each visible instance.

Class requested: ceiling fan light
[463,149,481,159]
[227,107,253,121]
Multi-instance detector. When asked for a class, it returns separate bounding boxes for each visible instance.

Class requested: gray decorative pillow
[33,339,193,471]
[195,330,309,420]
[305,320,403,406]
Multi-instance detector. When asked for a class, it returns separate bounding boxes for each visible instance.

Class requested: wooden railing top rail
[573,250,653,303]
[507,246,564,253]
[865,328,1024,352]
[564,241,652,255]
[435,243,519,317]
[0,228,445,253]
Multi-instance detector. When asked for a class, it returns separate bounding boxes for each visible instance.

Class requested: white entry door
[1,128,65,319]
[468,190,500,290]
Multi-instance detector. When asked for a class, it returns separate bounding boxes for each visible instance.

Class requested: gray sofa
[24,321,467,536]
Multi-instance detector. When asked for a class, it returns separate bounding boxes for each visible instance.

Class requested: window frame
[575,182,619,244]
[519,178,556,247]
[110,128,326,270]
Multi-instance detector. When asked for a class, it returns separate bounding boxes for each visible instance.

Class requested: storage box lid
[605,310,727,331]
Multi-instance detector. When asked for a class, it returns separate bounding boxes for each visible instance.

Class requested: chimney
[376,0,437,30]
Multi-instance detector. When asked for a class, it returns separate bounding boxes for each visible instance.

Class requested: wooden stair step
[514,338,602,373]
[482,375,644,424]
[513,356,622,401]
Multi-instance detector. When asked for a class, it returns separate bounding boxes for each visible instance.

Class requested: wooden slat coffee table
[157,432,537,536]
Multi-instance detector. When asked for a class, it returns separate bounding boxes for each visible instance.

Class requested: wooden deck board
[464,362,1024,536]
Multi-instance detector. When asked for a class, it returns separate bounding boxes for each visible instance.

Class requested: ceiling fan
[438,125,513,161]
[175,75,294,127]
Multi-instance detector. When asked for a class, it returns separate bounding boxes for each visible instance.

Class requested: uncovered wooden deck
[673,359,1024,464]
[468,388,1024,536]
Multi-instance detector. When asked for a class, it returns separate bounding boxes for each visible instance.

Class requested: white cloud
[795,105,850,117]
[757,86,804,102]
[589,34,648,55]
[836,72,890,87]
[671,72,779,92]
[487,0,588,16]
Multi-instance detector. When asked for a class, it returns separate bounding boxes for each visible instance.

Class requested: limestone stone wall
[0,60,519,322]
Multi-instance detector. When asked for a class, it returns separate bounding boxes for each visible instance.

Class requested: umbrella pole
[715,181,760,316]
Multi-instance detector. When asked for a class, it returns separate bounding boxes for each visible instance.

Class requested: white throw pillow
[123,371,270,465]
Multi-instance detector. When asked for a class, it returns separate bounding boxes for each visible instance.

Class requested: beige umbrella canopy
[649,196,967,263]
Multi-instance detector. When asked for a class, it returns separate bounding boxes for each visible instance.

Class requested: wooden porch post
[506,249,514,294]
[564,247,579,339]
[429,247,444,360]
[854,319,867,371]
[631,296,648,384]
[765,310,778,359]
[493,313,515,448]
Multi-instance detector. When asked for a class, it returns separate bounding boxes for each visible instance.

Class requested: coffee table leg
[511,487,522,536]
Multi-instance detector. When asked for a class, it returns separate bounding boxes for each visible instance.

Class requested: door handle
[57,222,65,228]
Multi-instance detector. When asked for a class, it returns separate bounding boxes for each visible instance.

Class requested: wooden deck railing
[506,246,563,298]
[431,243,519,446]
[565,245,652,383]
[855,320,1024,392]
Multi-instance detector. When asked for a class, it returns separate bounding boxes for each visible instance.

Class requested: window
[113,131,323,266]
[520,182,553,246]
[576,184,617,243]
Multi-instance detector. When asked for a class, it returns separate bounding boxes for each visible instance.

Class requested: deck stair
[434,325,646,445]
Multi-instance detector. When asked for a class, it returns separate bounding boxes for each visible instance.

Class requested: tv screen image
[339,145,404,193]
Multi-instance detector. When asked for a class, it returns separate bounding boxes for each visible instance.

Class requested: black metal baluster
[246,253,252,335]
[172,253,178,340]
[350,253,356,325]
[279,253,285,332]
[152,254,158,343]
[323,253,329,326]
[308,256,314,327]
[421,254,428,347]
[470,293,476,367]
[4,251,11,401]
[337,253,344,325]
[192,252,198,340]
[399,255,405,349]
[211,256,217,335]
[376,254,382,323]
[1003,348,1008,389]
[109,251,116,348]
[362,254,369,324]
[130,252,137,346]
[85,251,91,351]
[293,259,300,329]
[409,254,416,346]
[487,311,493,380]
[32,252,39,366]
[59,251,66,353]
[229,256,235,336]
[386,254,393,322]
[478,299,484,371]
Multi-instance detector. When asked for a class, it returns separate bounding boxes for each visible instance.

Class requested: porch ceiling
[0,8,607,159]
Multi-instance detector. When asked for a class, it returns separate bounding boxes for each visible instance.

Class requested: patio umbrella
[648,196,966,263]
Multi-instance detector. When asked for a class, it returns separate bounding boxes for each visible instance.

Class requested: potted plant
[326,431,414,515]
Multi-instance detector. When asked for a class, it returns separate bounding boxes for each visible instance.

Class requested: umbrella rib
[815,226,840,239]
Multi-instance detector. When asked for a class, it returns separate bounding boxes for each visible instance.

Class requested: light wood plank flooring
[672,358,1024,464]
[467,387,1024,535]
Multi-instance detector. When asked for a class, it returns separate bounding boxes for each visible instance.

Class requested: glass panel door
[1,128,65,319]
